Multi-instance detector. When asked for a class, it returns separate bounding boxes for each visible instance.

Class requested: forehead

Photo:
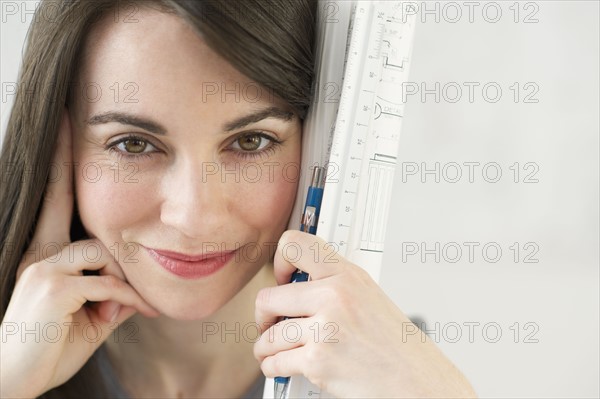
[74,7,287,124]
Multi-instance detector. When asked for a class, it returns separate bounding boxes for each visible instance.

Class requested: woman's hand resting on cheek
[254,230,478,398]
[0,109,159,398]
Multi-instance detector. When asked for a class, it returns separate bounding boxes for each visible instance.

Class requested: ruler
[263,1,417,398]
[318,0,417,281]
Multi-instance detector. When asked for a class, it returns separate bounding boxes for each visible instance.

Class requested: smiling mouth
[145,246,237,262]
[143,246,239,279]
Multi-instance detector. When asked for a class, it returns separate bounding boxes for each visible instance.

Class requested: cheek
[74,163,154,234]
[233,157,301,232]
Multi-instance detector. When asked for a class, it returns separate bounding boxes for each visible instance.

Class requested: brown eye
[229,131,282,160]
[237,134,262,151]
[123,138,147,153]
[107,135,158,160]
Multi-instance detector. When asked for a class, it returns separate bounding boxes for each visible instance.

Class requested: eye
[230,132,282,160]
[106,134,159,161]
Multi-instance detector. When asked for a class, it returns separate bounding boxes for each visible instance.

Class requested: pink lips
[144,247,237,279]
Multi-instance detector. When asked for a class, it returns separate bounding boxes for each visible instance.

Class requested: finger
[80,305,140,346]
[255,282,325,334]
[95,256,130,322]
[96,300,122,323]
[18,239,160,321]
[254,318,313,362]
[30,239,121,277]
[67,274,159,318]
[259,345,310,379]
[86,304,138,327]
[95,242,158,321]
[109,305,139,325]
[274,230,346,285]
[91,303,138,326]
[18,109,73,276]
[31,107,74,247]
[96,242,129,280]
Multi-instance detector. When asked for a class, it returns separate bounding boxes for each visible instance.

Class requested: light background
[1,1,598,397]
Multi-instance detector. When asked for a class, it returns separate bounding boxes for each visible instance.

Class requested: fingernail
[106,302,121,322]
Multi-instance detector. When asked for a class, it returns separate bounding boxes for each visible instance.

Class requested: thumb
[34,107,74,246]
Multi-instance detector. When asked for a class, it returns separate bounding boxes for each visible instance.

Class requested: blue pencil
[274,166,325,399]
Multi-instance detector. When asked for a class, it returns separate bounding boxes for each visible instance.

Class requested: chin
[140,285,232,321]
[153,299,222,321]
[163,309,214,321]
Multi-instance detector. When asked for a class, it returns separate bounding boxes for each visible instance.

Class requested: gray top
[95,344,265,398]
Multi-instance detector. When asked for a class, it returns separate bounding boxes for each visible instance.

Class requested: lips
[143,246,238,279]
[149,248,236,262]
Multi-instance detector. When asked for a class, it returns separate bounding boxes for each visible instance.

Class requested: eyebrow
[86,106,295,135]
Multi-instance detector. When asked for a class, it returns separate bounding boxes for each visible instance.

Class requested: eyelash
[105,132,283,162]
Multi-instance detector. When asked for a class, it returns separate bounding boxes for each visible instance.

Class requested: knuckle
[17,261,36,280]
[259,357,272,376]
[281,230,303,248]
[43,274,68,297]
[321,282,349,306]
[100,275,123,290]
[252,340,264,361]
[18,261,47,282]
[332,285,354,309]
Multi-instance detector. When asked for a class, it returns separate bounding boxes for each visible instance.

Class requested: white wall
[1,1,598,397]
[381,1,599,397]
[1,0,39,139]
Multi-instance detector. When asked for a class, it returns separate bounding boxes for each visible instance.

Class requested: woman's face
[70,9,301,320]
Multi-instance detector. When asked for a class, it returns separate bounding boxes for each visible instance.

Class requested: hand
[254,230,477,398]
[0,108,159,398]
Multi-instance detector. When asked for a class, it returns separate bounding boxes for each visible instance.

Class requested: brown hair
[0,0,317,397]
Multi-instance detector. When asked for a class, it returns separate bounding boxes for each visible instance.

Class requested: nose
[159,158,231,239]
